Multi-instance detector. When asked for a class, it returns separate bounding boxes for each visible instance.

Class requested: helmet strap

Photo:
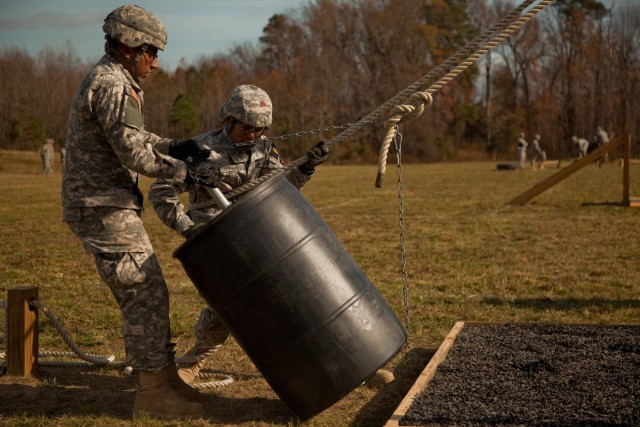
[225,118,235,135]
[107,40,143,83]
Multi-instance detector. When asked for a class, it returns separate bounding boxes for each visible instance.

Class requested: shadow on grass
[350,347,437,427]
[0,365,297,425]
[481,296,640,311]
[581,201,627,207]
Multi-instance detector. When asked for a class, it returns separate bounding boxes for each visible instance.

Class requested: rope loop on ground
[1,297,233,389]
[191,371,235,389]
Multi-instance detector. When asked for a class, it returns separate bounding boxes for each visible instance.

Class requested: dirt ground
[400,324,640,426]
[0,337,435,426]
[0,347,301,424]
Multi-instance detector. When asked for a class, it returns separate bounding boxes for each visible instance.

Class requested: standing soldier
[594,126,610,164]
[530,134,547,169]
[62,5,214,420]
[516,132,528,169]
[60,146,66,170]
[41,138,55,174]
[571,135,589,159]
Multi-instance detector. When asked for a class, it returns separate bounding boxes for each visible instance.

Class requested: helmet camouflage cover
[219,85,273,128]
[103,5,167,50]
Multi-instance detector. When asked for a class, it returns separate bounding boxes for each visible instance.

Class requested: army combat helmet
[219,85,273,129]
[103,5,167,51]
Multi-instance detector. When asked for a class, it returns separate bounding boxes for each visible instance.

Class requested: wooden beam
[7,286,39,376]
[384,321,465,426]
[506,133,631,206]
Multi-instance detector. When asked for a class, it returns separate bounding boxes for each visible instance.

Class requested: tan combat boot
[177,357,207,385]
[364,369,395,388]
[133,370,204,420]
[166,352,204,401]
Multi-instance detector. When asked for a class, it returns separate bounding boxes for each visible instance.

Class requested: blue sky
[0,0,306,71]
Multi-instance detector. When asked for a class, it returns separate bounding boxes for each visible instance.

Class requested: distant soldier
[530,134,546,169]
[571,135,589,159]
[594,126,610,147]
[60,146,66,170]
[41,138,55,174]
[516,132,528,168]
[593,126,610,164]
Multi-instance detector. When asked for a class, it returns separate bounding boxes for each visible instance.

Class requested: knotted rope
[222,0,553,201]
[376,91,433,187]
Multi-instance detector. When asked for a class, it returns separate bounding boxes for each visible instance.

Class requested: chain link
[393,128,410,333]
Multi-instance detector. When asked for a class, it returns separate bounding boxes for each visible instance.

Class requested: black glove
[299,141,329,175]
[184,158,220,187]
[169,139,210,160]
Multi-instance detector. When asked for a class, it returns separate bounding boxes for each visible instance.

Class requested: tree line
[1,0,638,163]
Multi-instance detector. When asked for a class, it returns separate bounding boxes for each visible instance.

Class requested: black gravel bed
[400,324,640,426]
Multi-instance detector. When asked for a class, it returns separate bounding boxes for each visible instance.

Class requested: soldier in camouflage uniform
[41,138,55,174]
[593,126,610,164]
[149,84,326,381]
[530,134,546,169]
[149,84,395,389]
[62,5,215,420]
[516,132,528,169]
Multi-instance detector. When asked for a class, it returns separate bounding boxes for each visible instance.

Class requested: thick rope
[374,0,553,186]
[173,345,234,389]
[223,0,552,200]
[0,298,233,388]
[30,299,117,365]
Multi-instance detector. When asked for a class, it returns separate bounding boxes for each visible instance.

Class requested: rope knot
[376,91,433,187]
[384,91,433,129]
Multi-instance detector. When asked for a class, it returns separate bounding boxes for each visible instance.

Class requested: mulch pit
[386,322,640,427]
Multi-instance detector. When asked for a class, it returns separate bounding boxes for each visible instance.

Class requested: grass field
[1,149,639,426]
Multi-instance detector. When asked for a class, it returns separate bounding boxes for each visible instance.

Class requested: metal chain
[393,128,410,333]
[227,119,380,148]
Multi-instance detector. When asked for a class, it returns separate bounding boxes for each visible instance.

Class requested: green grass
[1,150,639,426]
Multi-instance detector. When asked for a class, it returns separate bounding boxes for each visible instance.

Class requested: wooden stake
[7,286,39,376]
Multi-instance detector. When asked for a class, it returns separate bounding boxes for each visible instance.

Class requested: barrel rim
[173,172,289,259]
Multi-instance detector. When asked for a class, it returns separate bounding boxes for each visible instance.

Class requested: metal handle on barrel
[206,187,231,209]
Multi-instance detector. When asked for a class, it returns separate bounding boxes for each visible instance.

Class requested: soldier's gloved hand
[169,139,210,161]
[184,158,220,187]
[299,141,329,175]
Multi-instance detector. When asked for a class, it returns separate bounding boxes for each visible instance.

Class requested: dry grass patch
[1,151,639,426]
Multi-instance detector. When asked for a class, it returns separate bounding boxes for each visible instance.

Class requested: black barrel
[174,174,407,420]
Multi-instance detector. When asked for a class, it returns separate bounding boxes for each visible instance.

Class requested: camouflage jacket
[149,127,311,236]
[41,143,54,160]
[62,54,187,220]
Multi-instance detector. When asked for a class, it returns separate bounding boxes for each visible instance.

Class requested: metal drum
[174,174,407,419]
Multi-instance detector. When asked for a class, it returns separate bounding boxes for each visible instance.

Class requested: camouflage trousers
[65,206,171,371]
[193,307,230,353]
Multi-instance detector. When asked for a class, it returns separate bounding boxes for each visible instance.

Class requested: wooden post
[7,286,39,376]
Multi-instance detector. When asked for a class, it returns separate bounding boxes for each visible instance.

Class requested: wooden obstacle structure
[5,286,39,376]
[506,133,636,206]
